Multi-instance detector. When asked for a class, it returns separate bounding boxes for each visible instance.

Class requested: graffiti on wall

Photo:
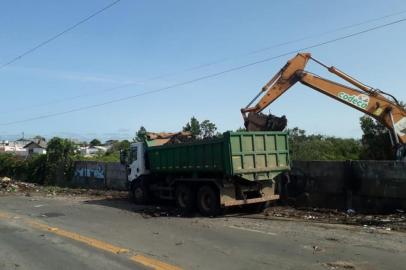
[74,164,105,180]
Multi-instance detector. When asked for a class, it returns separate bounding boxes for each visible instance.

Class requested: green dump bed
[147,131,289,181]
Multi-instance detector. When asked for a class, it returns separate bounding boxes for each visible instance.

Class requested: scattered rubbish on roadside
[325,237,339,242]
[0,176,127,199]
[312,245,322,253]
[346,209,356,215]
[1,177,37,193]
[264,206,406,232]
[324,261,356,269]
[304,215,317,220]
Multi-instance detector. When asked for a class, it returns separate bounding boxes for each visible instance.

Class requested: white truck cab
[126,142,149,182]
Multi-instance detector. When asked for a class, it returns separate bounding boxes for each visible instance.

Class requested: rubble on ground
[0,176,126,198]
[264,206,406,232]
[0,177,38,193]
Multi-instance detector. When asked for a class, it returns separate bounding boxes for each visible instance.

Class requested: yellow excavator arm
[241,53,406,159]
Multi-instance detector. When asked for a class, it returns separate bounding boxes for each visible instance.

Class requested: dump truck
[121,131,289,216]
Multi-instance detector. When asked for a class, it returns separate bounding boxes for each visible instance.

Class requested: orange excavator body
[241,53,406,159]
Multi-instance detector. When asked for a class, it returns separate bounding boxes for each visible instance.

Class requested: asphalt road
[0,194,405,270]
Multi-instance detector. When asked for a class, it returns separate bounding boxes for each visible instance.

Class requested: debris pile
[264,206,406,232]
[146,131,193,146]
[0,177,38,193]
[0,176,127,198]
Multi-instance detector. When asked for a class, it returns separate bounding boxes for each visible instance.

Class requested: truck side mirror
[120,149,128,165]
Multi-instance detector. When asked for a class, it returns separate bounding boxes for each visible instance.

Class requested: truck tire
[175,184,195,215]
[197,185,221,217]
[130,178,150,205]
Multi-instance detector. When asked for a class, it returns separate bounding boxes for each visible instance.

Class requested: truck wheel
[175,184,195,215]
[130,179,149,205]
[197,185,221,217]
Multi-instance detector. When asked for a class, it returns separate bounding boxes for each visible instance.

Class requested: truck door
[128,143,147,181]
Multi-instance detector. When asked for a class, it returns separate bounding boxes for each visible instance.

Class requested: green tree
[134,126,147,142]
[235,127,247,132]
[288,127,361,161]
[183,117,201,139]
[89,138,101,146]
[45,137,77,185]
[200,120,217,138]
[26,154,48,184]
[359,116,393,160]
[106,140,130,156]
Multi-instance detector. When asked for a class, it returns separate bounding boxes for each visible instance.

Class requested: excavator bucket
[244,112,287,131]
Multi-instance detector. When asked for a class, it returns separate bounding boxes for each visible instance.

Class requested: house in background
[0,137,47,157]
[0,140,27,156]
[104,139,118,146]
[23,140,47,156]
[78,145,110,157]
[15,138,33,150]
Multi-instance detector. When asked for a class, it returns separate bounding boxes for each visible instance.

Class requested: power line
[2,9,405,115]
[187,9,406,71]
[2,17,406,126]
[0,0,122,70]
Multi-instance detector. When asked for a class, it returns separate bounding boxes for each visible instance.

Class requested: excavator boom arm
[242,53,406,147]
[299,72,406,144]
[242,53,311,113]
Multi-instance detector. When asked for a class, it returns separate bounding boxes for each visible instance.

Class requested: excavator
[241,52,406,160]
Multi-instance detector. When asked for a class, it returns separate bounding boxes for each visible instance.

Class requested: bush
[288,127,362,161]
[0,153,46,183]
[0,137,77,185]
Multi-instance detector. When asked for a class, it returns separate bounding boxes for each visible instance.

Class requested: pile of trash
[0,177,38,193]
[0,176,127,198]
[264,206,406,232]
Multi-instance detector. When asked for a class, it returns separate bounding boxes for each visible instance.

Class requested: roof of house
[23,140,47,149]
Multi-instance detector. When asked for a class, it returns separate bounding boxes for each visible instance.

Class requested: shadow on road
[84,197,187,218]
[83,197,263,219]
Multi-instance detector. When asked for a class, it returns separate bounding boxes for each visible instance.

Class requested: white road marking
[227,225,276,236]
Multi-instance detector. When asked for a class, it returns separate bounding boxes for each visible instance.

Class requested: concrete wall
[71,161,127,190]
[105,162,127,190]
[70,160,406,212]
[289,160,406,212]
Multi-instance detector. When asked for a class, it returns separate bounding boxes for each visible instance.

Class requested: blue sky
[1,0,406,141]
